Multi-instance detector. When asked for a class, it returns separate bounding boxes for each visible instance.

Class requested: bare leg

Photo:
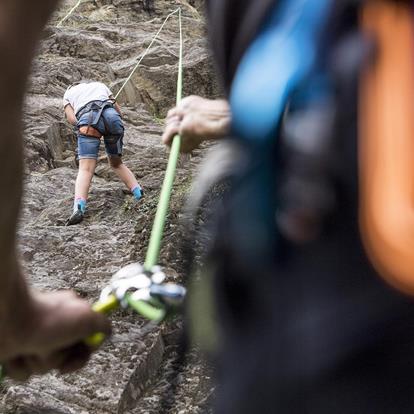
[108,156,139,191]
[75,159,97,201]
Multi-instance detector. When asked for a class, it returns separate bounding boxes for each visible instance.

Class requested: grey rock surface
[0,0,218,412]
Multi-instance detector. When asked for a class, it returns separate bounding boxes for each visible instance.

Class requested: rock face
[0,0,218,412]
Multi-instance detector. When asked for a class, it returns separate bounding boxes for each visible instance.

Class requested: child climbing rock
[63,80,143,225]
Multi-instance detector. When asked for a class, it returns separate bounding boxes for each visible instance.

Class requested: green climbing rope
[144,7,183,271]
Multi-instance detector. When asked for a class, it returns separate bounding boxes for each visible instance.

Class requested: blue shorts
[77,107,124,160]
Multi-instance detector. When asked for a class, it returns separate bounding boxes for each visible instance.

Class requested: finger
[165,114,181,126]
[165,115,183,128]
[180,95,202,110]
[162,124,180,146]
[65,295,112,342]
[72,303,112,344]
[167,107,181,119]
[180,114,196,135]
[33,291,112,352]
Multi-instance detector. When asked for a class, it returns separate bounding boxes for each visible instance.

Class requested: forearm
[0,255,32,359]
[0,2,115,376]
[0,0,59,245]
[0,1,60,99]
[0,0,59,309]
[0,124,23,261]
[0,0,60,235]
[66,111,77,126]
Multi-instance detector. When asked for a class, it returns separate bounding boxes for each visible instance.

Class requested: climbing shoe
[66,206,84,226]
[132,185,144,201]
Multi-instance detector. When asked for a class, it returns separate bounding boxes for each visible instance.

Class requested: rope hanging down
[144,7,183,270]
[56,0,84,28]
[115,8,181,99]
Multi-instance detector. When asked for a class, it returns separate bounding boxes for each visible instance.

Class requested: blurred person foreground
[182,0,414,413]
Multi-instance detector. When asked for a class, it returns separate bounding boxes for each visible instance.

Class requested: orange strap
[360,1,414,294]
[79,125,102,139]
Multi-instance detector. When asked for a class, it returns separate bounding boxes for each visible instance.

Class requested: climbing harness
[75,99,114,120]
[76,100,115,138]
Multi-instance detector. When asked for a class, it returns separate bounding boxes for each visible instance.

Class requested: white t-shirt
[63,82,113,114]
